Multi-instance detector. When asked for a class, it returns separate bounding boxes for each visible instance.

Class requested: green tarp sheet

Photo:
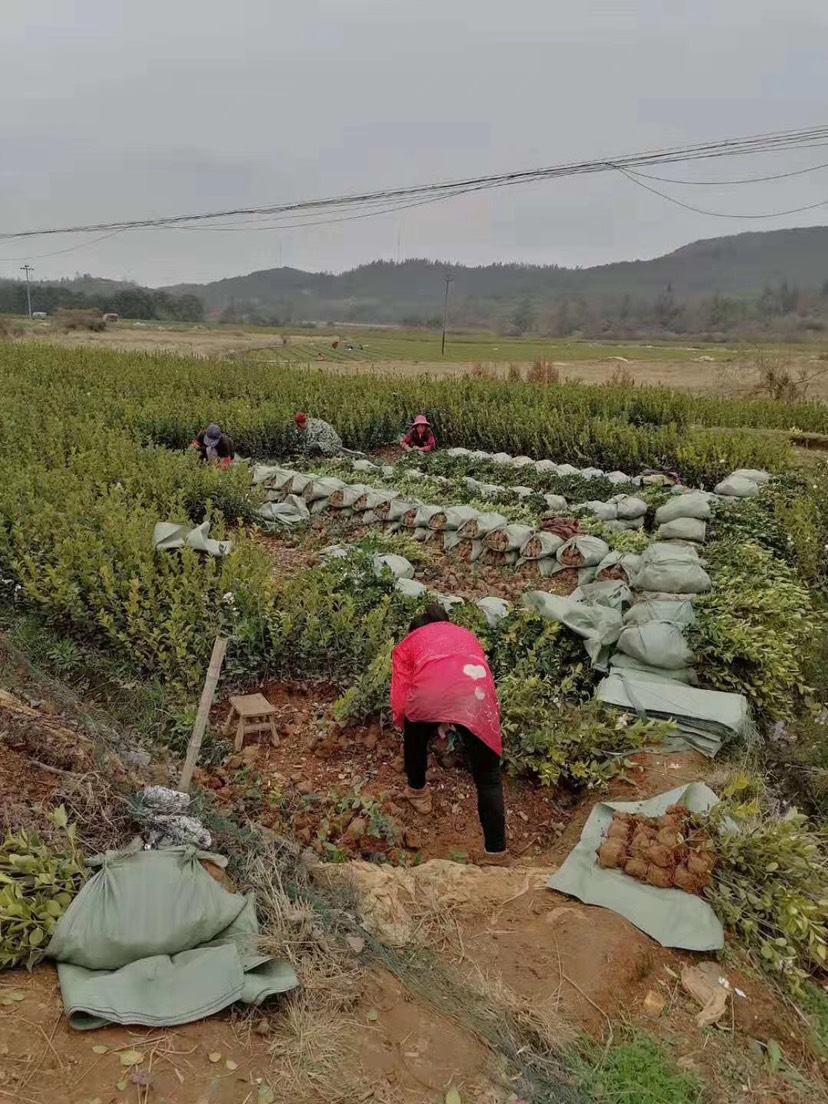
[548,783,724,951]
[152,521,232,557]
[523,591,622,668]
[609,652,695,685]
[47,848,298,1030]
[632,543,711,594]
[595,671,751,758]
[258,494,311,528]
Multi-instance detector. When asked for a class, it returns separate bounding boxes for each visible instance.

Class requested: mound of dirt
[314,858,550,946]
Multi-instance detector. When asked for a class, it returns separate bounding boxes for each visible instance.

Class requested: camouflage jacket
[303,417,344,456]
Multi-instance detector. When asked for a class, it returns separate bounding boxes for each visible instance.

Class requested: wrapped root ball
[687,851,716,877]
[656,827,682,848]
[608,820,632,841]
[631,829,657,856]
[672,864,702,894]
[646,864,673,889]
[624,857,648,881]
[598,840,628,869]
[647,843,675,870]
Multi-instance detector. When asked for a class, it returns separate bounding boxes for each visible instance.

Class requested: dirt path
[0,961,502,1104]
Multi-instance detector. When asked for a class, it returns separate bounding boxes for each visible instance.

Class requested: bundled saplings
[597,805,717,895]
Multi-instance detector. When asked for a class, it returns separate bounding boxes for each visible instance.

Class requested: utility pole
[441,271,453,356]
[20,265,34,320]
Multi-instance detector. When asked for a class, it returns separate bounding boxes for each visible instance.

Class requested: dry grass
[242,851,387,1103]
[463,962,578,1059]
[54,770,135,854]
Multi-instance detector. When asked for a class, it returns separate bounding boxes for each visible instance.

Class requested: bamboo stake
[178,636,228,793]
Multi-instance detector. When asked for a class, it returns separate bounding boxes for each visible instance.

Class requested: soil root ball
[630,828,657,856]
[647,843,675,870]
[673,864,703,894]
[687,851,716,877]
[598,840,629,869]
[598,809,718,896]
[624,857,648,880]
[645,864,673,889]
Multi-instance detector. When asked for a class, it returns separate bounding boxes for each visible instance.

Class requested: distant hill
[162,227,828,334]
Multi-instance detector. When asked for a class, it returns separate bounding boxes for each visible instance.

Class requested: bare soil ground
[1,497,827,1104]
[0,642,826,1103]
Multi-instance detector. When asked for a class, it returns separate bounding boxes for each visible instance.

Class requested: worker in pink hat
[400,414,437,454]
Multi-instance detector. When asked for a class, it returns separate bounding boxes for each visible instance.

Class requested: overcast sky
[1,0,826,287]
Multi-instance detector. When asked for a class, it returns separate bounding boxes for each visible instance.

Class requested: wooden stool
[224,693,279,751]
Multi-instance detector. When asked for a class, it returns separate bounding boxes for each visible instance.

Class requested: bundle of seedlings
[540,516,581,540]
[427,504,480,532]
[595,551,642,584]
[484,524,533,553]
[520,532,565,560]
[0,811,88,969]
[302,476,347,504]
[352,488,398,512]
[328,483,368,509]
[455,539,483,563]
[557,535,610,569]
[403,504,442,529]
[375,497,415,522]
[285,472,314,496]
[480,549,519,568]
[457,511,508,539]
[596,805,717,894]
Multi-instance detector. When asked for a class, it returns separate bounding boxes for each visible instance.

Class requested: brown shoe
[405,786,433,815]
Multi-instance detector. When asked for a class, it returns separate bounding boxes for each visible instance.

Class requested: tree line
[0,280,204,322]
[216,280,828,342]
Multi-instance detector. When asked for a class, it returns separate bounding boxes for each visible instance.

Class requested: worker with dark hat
[191,423,235,466]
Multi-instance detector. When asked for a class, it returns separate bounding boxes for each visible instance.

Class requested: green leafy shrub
[691,540,819,722]
[332,641,394,725]
[499,676,668,788]
[705,778,828,993]
[708,472,828,586]
[0,810,87,969]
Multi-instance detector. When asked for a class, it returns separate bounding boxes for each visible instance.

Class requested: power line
[615,165,828,219]
[622,159,828,187]
[0,228,125,263]
[3,123,828,241]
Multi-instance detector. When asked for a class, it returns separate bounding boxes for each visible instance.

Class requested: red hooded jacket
[390,622,502,755]
[400,426,437,453]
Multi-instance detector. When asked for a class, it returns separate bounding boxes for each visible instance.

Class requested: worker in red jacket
[390,603,506,858]
[400,414,437,454]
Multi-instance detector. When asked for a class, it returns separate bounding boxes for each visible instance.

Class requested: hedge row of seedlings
[252,456,768,751]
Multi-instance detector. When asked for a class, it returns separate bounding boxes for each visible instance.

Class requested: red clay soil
[201,683,570,864]
[201,682,719,871]
[0,962,491,1104]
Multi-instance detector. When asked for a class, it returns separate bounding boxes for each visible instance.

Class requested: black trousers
[403,719,507,853]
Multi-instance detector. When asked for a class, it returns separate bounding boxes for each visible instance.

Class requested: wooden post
[178,636,228,793]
